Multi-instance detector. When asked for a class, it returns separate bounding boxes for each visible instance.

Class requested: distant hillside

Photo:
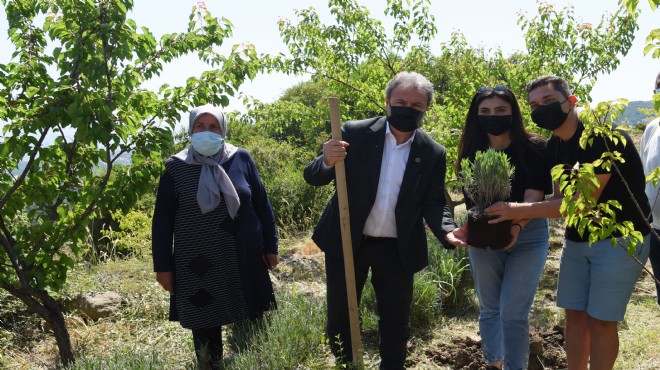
[12,152,132,176]
[614,100,655,126]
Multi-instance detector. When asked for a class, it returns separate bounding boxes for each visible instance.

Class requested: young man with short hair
[485,75,651,369]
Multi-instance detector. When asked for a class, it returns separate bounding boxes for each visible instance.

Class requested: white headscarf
[173,104,240,218]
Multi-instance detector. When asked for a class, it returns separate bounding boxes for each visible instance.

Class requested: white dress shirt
[641,117,660,229]
[362,122,415,238]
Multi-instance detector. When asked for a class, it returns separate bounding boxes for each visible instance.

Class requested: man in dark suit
[304,71,455,369]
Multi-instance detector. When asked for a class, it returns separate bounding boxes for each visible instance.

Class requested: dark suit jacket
[304,116,456,273]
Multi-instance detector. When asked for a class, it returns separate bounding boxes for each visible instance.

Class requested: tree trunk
[3,284,74,366]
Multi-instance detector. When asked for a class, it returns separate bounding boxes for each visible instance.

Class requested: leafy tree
[243,0,640,216]
[0,0,259,365]
[266,0,437,145]
[623,0,660,60]
[551,1,660,284]
[549,0,660,263]
[231,81,334,153]
[518,1,639,102]
[277,0,436,107]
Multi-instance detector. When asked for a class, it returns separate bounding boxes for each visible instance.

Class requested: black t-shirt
[505,138,553,202]
[464,137,553,209]
[547,121,651,242]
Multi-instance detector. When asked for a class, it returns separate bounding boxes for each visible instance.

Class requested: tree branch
[0,128,49,209]
[0,225,31,290]
[321,72,384,111]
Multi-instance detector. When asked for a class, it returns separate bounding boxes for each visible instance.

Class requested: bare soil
[420,325,566,370]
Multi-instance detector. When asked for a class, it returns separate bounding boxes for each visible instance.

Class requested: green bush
[87,169,158,263]
[227,286,329,369]
[359,274,378,333]
[426,239,470,308]
[97,208,153,260]
[242,136,333,238]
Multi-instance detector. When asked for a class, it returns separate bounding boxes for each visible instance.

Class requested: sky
[0,0,658,116]
[130,0,659,110]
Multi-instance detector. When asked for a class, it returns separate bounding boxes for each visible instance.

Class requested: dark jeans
[651,229,660,304]
[192,326,223,370]
[325,237,414,370]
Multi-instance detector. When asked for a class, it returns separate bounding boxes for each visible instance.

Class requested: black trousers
[325,237,414,370]
[192,326,223,370]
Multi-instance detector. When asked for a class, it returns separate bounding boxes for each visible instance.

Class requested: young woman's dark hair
[455,85,541,176]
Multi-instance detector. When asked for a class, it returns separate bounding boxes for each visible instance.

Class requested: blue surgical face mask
[191,131,224,156]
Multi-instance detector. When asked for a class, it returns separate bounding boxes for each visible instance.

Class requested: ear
[568,95,577,104]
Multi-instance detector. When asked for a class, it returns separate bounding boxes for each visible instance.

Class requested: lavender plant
[460,148,514,209]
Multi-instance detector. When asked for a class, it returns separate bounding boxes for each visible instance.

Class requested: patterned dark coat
[152,148,278,329]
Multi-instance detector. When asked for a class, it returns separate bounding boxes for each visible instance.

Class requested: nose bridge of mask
[391,104,423,116]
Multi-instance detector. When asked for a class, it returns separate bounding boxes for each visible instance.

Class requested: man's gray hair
[385,71,434,106]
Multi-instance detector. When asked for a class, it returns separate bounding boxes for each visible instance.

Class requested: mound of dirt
[424,325,566,370]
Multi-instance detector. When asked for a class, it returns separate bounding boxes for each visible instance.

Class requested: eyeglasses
[477,85,510,94]
[655,88,660,94]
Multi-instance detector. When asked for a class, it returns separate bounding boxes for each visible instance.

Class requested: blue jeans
[651,229,660,305]
[468,218,549,370]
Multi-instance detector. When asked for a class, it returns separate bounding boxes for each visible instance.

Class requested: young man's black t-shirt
[547,121,651,242]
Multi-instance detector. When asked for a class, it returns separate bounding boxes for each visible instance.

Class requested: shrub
[460,148,515,249]
[242,136,333,238]
[227,286,329,368]
[96,208,153,260]
[460,148,514,209]
[426,239,470,308]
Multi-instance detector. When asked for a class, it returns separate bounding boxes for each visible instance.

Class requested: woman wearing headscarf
[152,104,278,369]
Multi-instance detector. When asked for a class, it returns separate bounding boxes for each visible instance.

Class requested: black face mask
[387,105,424,133]
[531,100,569,131]
[477,115,512,136]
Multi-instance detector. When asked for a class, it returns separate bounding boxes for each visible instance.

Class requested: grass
[617,296,660,369]
[1,222,659,369]
[228,287,329,369]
